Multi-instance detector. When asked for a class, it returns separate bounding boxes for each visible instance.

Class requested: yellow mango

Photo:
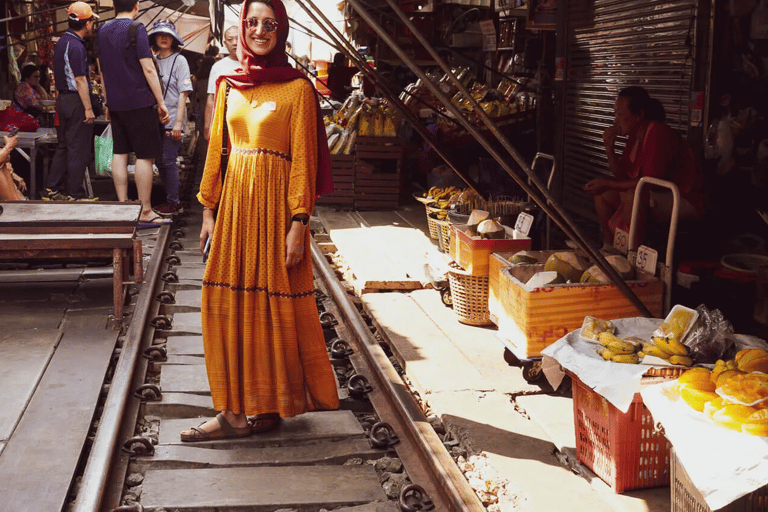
[679,367,712,384]
[704,397,725,419]
[712,404,758,431]
[681,387,719,412]
[683,379,716,393]
[716,369,744,388]
[748,408,768,423]
[741,422,768,437]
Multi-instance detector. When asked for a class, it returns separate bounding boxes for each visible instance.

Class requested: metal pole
[295,0,482,193]
[344,0,653,317]
[72,226,171,512]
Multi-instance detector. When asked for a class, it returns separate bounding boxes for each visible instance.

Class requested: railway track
[55,205,488,512]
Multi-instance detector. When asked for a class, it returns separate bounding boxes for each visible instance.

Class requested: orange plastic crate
[571,373,671,493]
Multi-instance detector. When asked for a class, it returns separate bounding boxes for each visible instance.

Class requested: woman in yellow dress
[181,0,337,441]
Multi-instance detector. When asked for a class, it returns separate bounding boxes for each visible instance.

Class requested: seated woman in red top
[583,86,704,249]
[11,64,53,118]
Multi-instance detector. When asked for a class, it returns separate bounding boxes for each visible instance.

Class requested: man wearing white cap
[45,1,99,201]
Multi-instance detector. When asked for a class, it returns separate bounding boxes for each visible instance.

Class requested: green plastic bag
[94,124,113,177]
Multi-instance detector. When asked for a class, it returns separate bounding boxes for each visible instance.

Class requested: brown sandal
[180,413,253,442]
[250,413,281,434]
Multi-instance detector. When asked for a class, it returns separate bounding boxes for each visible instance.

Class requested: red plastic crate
[570,373,671,493]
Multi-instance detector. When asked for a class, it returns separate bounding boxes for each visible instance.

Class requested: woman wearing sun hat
[148,20,192,216]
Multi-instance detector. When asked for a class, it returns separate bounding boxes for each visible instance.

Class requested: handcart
[424,261,453,307]
[496,176,681,383]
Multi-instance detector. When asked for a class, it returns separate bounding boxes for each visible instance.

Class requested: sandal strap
[215,412,238,436]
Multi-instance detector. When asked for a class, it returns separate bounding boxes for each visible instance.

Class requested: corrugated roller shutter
[561,0,697,220]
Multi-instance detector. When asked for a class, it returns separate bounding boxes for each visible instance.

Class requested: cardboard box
[496,251,664,358]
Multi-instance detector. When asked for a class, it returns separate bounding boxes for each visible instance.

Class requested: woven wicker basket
[447,261,492,326]
[435,217,451,253]
[426,209,440,239]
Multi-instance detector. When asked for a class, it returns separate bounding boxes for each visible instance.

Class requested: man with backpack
[97,0,171,226]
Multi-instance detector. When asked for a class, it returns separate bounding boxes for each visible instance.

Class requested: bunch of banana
[638,335,692,366]
[435,209,449,220]
[596,332,642,364]
[424,186,462,201]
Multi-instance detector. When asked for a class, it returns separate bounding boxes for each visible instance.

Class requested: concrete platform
[160,363,210,394]
[159,410,365,446]
[0,329,60,441]
[165,311,202,335]
[141,465,386,511]
[164,335,204,355]
[136,438,383,469]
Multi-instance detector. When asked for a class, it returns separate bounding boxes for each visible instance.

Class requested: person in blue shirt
[97,0,170,226]
[148,20,193,216]
[44,1,99,201]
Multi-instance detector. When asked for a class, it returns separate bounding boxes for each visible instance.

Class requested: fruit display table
[642,381,768,511]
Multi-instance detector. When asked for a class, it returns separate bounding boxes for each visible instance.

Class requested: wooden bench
[0,201,143,321]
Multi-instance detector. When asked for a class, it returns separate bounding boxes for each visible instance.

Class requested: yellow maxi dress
[197,78,339,417]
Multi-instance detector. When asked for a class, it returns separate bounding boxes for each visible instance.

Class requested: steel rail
[73,225,172,512]
[345,0,653,317]
[311,238,486,512]
[295,0,482,193]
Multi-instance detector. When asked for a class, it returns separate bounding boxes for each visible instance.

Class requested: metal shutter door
[561,0,697,220]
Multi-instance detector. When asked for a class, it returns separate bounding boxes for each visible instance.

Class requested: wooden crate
[354,138,402,210]
[317,155,355,207]
[496,254,664,358]
[449,225,532,276]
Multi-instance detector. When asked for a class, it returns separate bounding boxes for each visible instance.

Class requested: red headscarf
[215,0,333,196]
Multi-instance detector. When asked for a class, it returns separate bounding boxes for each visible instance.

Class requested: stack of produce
[583,307,698,366]
[324,93,401,155]
[422,187,479,220]
[674,350,768,437]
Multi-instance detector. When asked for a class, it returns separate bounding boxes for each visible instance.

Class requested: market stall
[538,304,768,509]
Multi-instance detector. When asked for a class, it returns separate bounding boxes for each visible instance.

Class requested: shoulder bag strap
[221,83,231,185]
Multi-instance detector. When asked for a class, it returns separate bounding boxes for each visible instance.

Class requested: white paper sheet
[540,317,664,413]
[641,382,768,510]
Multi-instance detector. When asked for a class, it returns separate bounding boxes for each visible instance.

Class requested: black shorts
[110,106,162,160]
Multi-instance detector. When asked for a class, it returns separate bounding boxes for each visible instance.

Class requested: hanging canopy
[97,0,211,54]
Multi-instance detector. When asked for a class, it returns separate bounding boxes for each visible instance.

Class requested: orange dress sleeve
[197,80,227,210]
[287,79,318,218]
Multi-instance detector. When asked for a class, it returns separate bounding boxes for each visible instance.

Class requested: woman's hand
[583,178,610,196]
[199,209,216,254]
[172,124,183,141]
[603,125,620,149]
[4,134,18,151]
[12,174,26,193]
[285,221,306,268]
